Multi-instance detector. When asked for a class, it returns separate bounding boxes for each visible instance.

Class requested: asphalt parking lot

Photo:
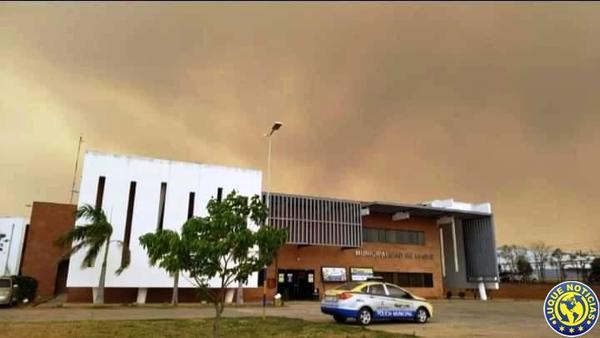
[1,299,591,338]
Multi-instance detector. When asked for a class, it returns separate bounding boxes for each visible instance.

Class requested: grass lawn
[0,317,410,338]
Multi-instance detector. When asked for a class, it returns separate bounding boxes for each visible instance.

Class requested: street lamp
[265,121,283,215]
[263,121,283,320]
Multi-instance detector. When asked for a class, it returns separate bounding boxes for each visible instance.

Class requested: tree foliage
[139,191,287,337]
[55,204,130,304]
[516,255,533,279]
[139,229,186,305]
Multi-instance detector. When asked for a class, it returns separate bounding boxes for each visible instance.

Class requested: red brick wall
[21,202,76,299]
[252,214,443,300]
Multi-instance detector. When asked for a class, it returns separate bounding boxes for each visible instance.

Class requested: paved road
[1,300,590,337]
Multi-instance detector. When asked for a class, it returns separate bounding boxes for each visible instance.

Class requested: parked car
[320,279,433,325]
[0,276,18,306]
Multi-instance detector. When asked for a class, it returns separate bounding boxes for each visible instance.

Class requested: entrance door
[277,269,315,300]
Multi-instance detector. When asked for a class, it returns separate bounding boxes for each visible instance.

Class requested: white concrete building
[0,217,28,276]
[67,151,262,300]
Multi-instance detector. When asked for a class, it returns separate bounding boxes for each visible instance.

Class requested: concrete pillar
[92,287,98,302]
[136,288,148,304]
[478,282,487,301]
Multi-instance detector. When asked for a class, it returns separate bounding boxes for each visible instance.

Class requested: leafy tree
[180,191,287,338]
[530,241,551,282]
[516,255,533,281]
[139,229,186,306]
[55,204,130,304]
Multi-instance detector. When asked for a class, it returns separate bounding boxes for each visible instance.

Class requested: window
[386,284,410,299]
[187,192,195,219]
[368,284,386,296]
[257,268,266,287]
[374,272,434,288]
[123,181,137,266]
[217,187,223,202]
[157,182,167,230]
[362,228,425,245]
[94,176,106,209]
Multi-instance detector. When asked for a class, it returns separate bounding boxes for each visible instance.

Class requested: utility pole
[70,135,84,204]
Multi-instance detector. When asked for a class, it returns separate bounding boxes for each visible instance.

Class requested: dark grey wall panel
[462,216,499,282]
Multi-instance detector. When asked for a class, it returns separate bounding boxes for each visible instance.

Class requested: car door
[365,283,388,319]
[384,284,416,319]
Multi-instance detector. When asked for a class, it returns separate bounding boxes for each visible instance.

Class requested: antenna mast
[69,135,84,204]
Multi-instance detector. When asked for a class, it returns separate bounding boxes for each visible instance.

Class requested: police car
[320,278,433,325]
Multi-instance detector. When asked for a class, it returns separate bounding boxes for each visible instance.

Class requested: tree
[498,245,527,273]
[139,229,186,306]
[516,255,533,281]
[530,241,551,282]
[573,250,592,281]
[179,191,286,338]
[551,248,566,282]
[55,204,130,304]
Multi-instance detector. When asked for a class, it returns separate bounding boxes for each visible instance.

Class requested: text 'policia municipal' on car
[320,278,434,325]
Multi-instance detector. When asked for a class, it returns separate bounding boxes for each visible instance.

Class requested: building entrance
[277,269,315,300]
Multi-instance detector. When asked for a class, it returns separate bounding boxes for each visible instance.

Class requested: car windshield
[0,279,11,288]
[334,282,362,290]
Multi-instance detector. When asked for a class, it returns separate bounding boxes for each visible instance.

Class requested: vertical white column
[136,288,148,304]
[451,218,459,273]
[478,282,488,301]
[439,227,446,278]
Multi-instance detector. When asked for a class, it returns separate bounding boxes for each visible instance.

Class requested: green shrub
[11,275,38,303]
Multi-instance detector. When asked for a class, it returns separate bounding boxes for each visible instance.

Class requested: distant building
[0,217,28,276]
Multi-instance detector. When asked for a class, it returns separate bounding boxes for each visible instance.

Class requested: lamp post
[263,121,283,320]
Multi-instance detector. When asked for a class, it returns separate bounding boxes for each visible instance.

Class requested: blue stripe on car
[320,306,359,318]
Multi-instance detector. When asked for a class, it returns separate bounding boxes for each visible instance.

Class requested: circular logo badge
[544,281,598,337]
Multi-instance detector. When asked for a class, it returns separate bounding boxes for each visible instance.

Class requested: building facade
[44,151,498,303]
[0,217,28,277]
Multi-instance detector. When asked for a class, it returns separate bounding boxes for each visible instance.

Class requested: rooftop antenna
[70,135,84,204]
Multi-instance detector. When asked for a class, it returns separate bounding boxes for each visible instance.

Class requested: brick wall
[21,202,76,299]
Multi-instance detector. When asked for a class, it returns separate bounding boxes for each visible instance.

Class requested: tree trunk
[95,238,110,304]
[213,302,221,338]
[212,289,225,338]
[172,271,179,306]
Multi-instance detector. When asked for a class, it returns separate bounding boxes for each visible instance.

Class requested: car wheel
[333,315,346,323]
[357,307,372,325]
[415,307,428,324]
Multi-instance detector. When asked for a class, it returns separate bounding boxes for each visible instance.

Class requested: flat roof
[363,201,491,219]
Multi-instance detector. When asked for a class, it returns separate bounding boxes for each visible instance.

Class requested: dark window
[374,272,434,288]
[123,181,137,266]
[217,187,223,202]
[157,182,167,230]
[362,228,425,245]
[187,192,195,220]
[95,176,106,209]
[257,268,266,287]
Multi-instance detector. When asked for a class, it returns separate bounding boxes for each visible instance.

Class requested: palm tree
[55,204,130,304]
[139,229,186,306]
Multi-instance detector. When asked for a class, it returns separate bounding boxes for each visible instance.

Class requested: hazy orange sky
[1,3,599,251]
